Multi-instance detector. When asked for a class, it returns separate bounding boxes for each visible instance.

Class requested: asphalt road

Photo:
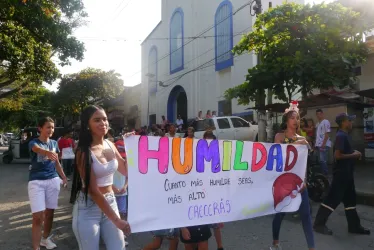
[1,160,374,250]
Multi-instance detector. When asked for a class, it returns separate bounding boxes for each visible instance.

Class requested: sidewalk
[355,163,374,206]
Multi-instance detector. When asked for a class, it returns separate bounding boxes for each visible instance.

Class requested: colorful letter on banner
[125,136,308,233]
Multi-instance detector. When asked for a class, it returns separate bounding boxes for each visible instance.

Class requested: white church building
[140,0,305,126]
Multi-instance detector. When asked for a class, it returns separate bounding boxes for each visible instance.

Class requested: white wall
[140,0,307,126]
[359,54,374,91]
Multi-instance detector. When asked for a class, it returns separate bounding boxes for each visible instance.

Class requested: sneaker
[40,235,57,249]
[270,244,282,250]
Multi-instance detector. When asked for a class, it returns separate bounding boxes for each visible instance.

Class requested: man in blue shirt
[313,113,370,236]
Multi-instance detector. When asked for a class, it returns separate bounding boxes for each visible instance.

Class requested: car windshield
[193,119,215,132]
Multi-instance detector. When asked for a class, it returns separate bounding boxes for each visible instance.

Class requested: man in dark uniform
[313,113,370,235]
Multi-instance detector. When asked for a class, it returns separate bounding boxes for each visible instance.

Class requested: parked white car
[186,116,258,141]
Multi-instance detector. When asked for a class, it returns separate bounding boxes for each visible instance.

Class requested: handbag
[61,147,75,159]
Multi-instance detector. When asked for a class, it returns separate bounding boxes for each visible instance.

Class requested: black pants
[323,173,356,210]
[315,172,362,229]
[62,159,74,176]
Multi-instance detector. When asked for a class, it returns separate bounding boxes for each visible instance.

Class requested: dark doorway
[176,91,187,123]
[149,114,156,126]
[167,85,188,123]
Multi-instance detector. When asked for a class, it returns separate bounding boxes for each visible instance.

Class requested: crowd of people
[130,110,219,136]
[25,102,370,250]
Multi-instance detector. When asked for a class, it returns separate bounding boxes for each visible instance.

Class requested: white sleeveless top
[90,140,118,187]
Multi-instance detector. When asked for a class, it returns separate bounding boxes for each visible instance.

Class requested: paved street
[1,160,374,250]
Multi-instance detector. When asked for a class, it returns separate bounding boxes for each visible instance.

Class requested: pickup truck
[186,116,258,141]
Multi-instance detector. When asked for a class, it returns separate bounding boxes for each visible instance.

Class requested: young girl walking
[28,117,67,250]
[270,103,315,250]
[70,105,131,250]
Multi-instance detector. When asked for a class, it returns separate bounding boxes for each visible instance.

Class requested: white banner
[125,136,308,233]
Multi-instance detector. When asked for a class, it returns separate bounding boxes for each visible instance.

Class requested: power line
[111,0,127,17]
[126,1,253,79]
[154,53,244,96]
[154,26,251,81]
[153,46,247,96]
[112,0,133,21]
[75,33,248,41]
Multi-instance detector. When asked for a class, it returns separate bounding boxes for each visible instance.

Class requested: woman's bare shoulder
[274,133,285,143]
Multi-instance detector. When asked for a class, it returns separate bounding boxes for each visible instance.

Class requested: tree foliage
[0,0,86,100]
[0,87,54,131]
[53,68,124,117]
[225,2,371,105]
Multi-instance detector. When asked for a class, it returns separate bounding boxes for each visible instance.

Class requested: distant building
[124,84,142,130]
[140,0,305,126]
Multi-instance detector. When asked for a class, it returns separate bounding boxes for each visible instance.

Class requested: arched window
[148,46,158,93]
[215,0,234,71]
[170,8,184,74]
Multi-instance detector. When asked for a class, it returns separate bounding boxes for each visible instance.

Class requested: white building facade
[140,0,305,126]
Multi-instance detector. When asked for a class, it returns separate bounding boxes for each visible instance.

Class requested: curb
[357,191,374,207]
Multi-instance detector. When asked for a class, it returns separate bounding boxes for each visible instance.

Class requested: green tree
[0,0,86,100]
[0,86,54,131]
[225,2,370,105]
[53,68,124,118]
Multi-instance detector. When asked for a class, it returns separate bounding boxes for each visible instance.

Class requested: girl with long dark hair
[70,105,130,250]
[270,103,315,250]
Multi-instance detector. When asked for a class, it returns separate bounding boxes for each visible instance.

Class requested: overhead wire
[75,33,247,42]
[153,46,249,96]
[111,0,127,17]
[112,0,133,21]
[126,0,253,79]
[153,26,252,82]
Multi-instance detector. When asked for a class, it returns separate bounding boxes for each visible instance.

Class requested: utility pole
[251,0,266,142]
[145,73,155,128]
[266,2,273,143]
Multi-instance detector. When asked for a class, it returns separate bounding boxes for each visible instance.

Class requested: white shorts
[28,177,61,213]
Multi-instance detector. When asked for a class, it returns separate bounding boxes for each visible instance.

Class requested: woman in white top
[70,105,130,250]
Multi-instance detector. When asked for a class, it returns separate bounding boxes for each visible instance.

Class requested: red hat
[272,173,303,212]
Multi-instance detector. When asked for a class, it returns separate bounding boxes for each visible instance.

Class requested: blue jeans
[72,192,126,250]
[317,147,329,175]
[272,189,315,248]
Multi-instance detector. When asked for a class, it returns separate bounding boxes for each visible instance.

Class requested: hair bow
[284,101,299,114]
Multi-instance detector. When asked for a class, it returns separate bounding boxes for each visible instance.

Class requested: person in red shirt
[115,131,127,159]
[58,129,75,180]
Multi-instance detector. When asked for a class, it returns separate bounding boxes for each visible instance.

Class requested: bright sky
[44,0,335,92]
[44,0,161,91]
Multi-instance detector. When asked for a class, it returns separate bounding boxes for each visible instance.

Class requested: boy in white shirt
[315,109,332,175]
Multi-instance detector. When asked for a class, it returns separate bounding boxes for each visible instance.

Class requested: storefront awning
[356,88,374,99]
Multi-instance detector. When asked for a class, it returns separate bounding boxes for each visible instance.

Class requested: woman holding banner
[270,102,315,250]
[70,105,131,250]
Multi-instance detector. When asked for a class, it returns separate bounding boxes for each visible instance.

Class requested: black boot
[345,209,371,235]
[313,205,333,235]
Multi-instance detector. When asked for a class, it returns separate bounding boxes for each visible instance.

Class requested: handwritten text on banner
[125,136,308,233]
